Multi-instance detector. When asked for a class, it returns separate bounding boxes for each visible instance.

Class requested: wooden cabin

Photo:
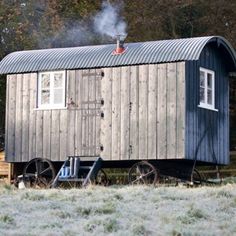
[0,36,236,175]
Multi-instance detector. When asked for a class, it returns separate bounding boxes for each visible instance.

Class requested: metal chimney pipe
[114,35,125,54]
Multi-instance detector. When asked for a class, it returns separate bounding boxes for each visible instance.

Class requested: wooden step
[0,152,12,184]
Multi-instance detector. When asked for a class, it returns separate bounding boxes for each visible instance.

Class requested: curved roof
[0,36,235,74]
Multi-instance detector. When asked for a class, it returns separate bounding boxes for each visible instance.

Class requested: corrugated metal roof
[0,36,235,74]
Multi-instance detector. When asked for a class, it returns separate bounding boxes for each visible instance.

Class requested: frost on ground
[0,184,236,236]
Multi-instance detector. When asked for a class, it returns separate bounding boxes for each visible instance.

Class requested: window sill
[34,107,67,111]
[198,104,218,112]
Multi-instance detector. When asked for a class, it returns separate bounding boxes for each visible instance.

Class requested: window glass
[200,87,205,103]
[41,74,50,88]
[41,90,50,105]
[199,68,215,110]
[54,73,63,88]
[38,71,65,108]
[207,89,213,105]
[54,89,63,104]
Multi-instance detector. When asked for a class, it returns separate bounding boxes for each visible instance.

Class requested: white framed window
[38,71,66,109]
[198,67,217,111]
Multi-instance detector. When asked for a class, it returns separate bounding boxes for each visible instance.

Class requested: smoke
[93,1,127,39]
[37,1,127,48]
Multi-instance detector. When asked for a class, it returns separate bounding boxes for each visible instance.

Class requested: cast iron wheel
[94,169,108,186]
[23,158,56,188]
[128,161,158,185]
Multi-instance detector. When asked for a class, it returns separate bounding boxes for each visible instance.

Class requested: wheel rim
[23,158,56,188]
[95,169,108,186]
[128,161,158,185]
[192,168,202,185]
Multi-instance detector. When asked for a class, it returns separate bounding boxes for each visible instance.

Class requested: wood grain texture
[166,63,177,159]
[139,65,148,160]
[22,74,30,161]
[120,66,130,160]
[148,64,157,159]
[111,67,121,160]
[157,64,167,159]
[28,73,37,161]
[129,66,139,160]
[15,74,23,162]
[100,68,112,160]
[6,75,16,162]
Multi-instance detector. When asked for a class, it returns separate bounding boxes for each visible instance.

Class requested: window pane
[200,71,205,87]
[207,89,212,105]
[200,87,205,103]
[54,73,63,88]
[41,89,50,105]
[54,89,63,104]
[207,73,212,89]
[41,74,50,88]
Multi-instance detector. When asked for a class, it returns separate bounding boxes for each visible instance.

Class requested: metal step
[79,166,92,170]
[58,178,85,182]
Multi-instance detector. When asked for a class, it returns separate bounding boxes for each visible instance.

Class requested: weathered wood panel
[35,110,43,158]
[5,62,186,163]
[95,69,102,156]
[43,110,51,159]
[28,73,37,161]
[22,74,30,161]
[75,70,83,156]
[166,63,177,158]
[15,74,23,162]
[51,110,60,160]
[59,110,67,161]
[139,65,148,159]
[6,75,16,161]
[129,66,139,160]
[148,64,157,159]
[111,67,121,160]
[100,68,112,160]
[176,62,185,158]
[157,64,167,159]
[120,67,130,160]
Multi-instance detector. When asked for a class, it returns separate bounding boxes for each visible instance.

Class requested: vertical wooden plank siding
[95,69,102,156]
[111,67,121,160]
[176,62,185,158]
[28,73,37,161]
[88,69,96,155]
[138,65,148,160]
[81,70,89,155]
[6,75,16,161]
[129,66,139,160]
[51,110,60,160]
[166,63,177,158]
[15,74,23,162]
[100,68,112,160]
[148,64,157,159]
[157,64,167,159]
[35,110,43,158]
[22,74,30,161]
[120,67,130,160]
[67,70,76,156]
[75,70,83,156]
[6,63,186,163]
[59,110,67,161]
[185,45,229,165]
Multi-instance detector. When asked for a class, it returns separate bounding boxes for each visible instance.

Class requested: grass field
[0,183,236,236]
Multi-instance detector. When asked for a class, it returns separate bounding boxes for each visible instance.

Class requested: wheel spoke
[142,169,154,178]
[35,160,40,175]
[128,161,158,185]
[39,167,51,175]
